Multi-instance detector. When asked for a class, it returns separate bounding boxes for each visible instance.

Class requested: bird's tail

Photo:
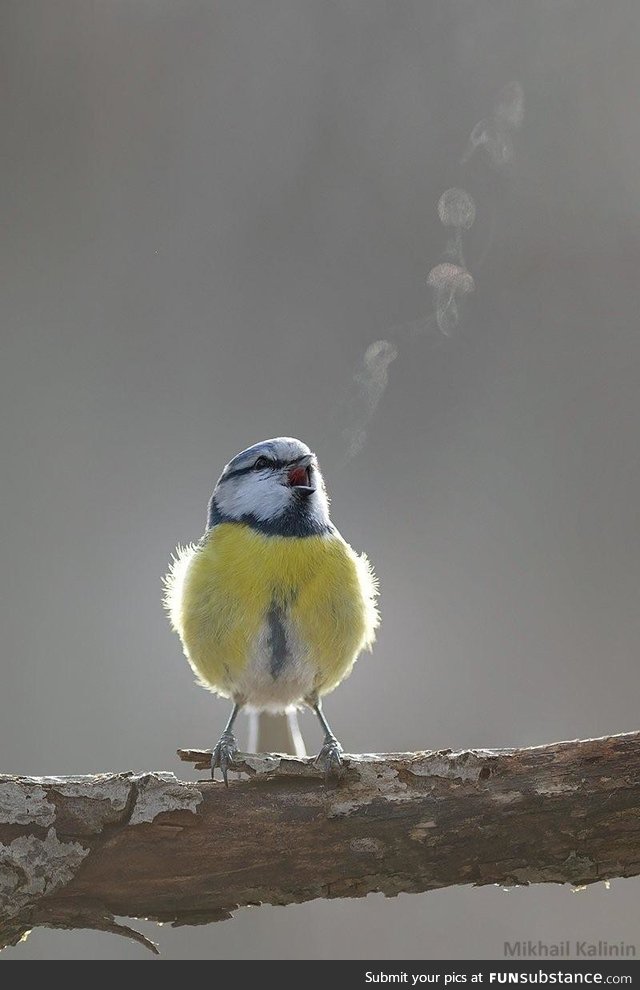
[247,710,306,757]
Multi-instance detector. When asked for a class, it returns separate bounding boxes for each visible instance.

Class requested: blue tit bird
[164,437,379,783]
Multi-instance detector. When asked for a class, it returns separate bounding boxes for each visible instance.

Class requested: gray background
[2,0,639,960]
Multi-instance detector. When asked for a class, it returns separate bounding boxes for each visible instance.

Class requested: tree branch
[2,730,640,953]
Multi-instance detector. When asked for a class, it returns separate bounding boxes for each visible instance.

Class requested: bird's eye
[253,456,272,471]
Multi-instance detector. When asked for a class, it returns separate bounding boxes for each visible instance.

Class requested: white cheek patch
[214,468,332,528]
[215,475,293,521]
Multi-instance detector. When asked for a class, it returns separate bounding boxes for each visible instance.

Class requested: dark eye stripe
[221,464,258,481]
[222,453,313,481]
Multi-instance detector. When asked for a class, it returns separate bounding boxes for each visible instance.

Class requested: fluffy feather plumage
[165,523,378,710]
[164,438,379,713]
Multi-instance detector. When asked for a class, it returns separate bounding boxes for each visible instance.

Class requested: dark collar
[207,496,334,538]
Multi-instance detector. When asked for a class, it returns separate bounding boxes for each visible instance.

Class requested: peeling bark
[1,731,640,953]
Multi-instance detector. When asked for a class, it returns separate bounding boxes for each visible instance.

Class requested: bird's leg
[311,700,344,779]
[211,703,240,786]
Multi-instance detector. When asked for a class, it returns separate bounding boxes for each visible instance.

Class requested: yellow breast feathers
[165,522,378,705]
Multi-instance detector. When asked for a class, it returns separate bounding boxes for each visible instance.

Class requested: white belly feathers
[232,602,317,711]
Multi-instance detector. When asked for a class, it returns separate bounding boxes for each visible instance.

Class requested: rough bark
[2,730,640,954]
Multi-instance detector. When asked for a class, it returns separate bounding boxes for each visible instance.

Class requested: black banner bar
[2,960,639,980]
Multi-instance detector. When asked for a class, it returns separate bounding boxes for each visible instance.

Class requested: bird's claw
[314,734,344,782]
[211,729,238,786]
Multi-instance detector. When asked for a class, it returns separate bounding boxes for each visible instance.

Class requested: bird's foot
[211,730,238,786]
[314,734,344,782]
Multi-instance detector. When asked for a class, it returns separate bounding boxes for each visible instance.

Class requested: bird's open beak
[286,458,315,493]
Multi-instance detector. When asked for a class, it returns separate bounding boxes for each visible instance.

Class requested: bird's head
[207,437,332,536]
